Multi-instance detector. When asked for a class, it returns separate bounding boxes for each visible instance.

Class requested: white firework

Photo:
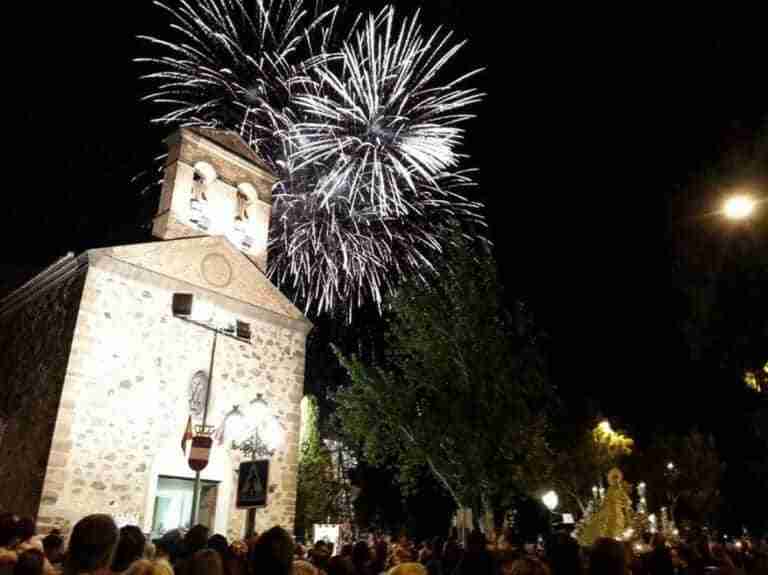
[139,0,486,319]
[291,7,483,216]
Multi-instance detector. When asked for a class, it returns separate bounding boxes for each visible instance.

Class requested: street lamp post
[172,293,253,527]
[224,394,285,537]
[189,329,217,526]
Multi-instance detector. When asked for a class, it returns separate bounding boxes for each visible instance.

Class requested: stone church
[0,128,311,540]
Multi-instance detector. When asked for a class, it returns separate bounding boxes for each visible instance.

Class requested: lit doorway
[151,476,219,538]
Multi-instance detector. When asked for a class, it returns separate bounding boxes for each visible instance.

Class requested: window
[190,162,216,231]
[151,476,218,538]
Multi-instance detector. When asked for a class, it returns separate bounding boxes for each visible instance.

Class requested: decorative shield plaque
[189,435,213,471]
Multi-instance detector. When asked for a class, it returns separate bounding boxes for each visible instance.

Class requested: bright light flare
[723,194,757,220]
[542,490,559,511]
[598,420,613,434]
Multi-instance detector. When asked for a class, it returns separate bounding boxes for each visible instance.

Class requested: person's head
[42,531,65,564]
[184,525,210,556]
[123,559,174,575]
[190,549,223,575]
[153,529,183,563]
[14,519,35,544]
[387,563,427,575]
[13,550,44,575]
[64,514,119,575]
[112,525,147,572]
[506,557,551,575]
[292,560,318,575]
[548,532,581,575]
[249,526,293,575]
[589,538,626,575]
[0,513,20,548]
[207,535,229,558]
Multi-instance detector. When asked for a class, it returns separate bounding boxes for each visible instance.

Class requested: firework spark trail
[139,0,486,319]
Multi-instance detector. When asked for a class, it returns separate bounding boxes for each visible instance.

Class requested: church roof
[90,236,311,332]
[186,127,272,174]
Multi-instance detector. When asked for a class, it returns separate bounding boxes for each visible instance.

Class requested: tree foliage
[551,421,634,515]
[295,395,346,538]
[629,430,724,525]
[334,240,553,521]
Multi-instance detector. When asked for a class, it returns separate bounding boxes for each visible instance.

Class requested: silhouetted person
[42,532,65,567]
[249,526,293,575]
[327,556,355,575]
[153,530,183,565]
[190,549,223,575]
[0,513,20,575]
[175,525,210,575]
[112,526,147,573]
[424,537,444,575]
[124,559,174,575]
[352,541,373,575]
[64,514,119,575]
[13,551,44,575]
[548,532,582,575]
[646,534,674,575]
[588,538,626,575]
[455,531,494,575]
[441,540,462,575]
[506,557,551,575]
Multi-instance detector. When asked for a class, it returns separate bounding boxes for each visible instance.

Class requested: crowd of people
[1,512,767,575]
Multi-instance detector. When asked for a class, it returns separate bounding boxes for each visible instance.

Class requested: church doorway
[150,475,219,538]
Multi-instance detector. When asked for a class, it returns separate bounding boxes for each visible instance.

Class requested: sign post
[237,460,270,537]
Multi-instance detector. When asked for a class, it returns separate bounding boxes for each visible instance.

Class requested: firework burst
[139,0,486,319]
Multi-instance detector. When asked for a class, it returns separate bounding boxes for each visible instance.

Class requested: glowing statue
[577,468,634,546]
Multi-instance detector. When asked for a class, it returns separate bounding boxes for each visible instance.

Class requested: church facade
[0,129,311,539]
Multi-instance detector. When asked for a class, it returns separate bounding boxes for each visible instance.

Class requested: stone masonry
[0,260,87,518]
[1,129,311,539]
[34,238,310,539]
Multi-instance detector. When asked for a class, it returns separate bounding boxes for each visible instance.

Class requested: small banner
[181,416,193,454]
[237,460,269,508]
[188,434,213,471]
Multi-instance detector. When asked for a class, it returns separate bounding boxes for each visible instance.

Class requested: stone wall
[0,269,87,517]
[38,253,306,539]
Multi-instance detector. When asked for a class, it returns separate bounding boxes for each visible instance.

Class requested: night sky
[3,2,766,527]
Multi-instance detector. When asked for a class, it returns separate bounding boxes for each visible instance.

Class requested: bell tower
[153,128,276,272]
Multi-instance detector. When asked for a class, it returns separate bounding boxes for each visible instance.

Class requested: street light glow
[723,194,757,220]
[667,461,675,471]
[542,490,559,511]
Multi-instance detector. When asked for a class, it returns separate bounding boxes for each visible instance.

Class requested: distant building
[0,128,311,539]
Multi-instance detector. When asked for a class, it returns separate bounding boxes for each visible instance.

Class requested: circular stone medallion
[201,253,233,287]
